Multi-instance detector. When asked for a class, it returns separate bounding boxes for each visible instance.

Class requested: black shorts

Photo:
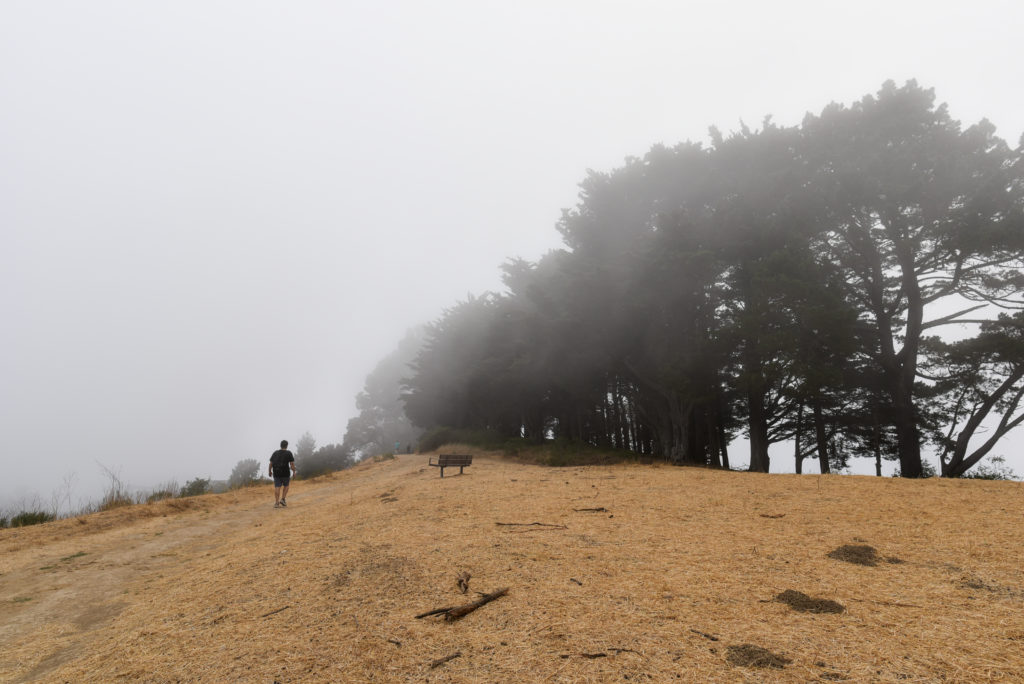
[273,474,291,487]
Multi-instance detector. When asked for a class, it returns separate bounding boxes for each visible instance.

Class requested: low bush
[9,510,57,527]
[98,491,135,512]
[180,478,210,497]
[963,456,1018,481]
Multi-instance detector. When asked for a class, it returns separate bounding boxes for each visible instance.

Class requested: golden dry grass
[1,451,1023,683]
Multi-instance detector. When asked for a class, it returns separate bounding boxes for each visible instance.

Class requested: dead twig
[429,652,461,668]
[758,513,785,519]
[495,522,567,529]
[560,652,607,659]
[570,578,583,586]
[260,606,290,619]
[573,507,608,513]
[689,628,719,641]
[416,588,509,621]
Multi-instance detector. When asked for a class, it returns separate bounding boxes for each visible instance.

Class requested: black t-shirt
[270,449,295,477]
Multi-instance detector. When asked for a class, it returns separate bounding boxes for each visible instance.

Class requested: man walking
[269,440,297,508]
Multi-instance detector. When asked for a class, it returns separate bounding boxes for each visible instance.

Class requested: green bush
[9,510,56,527]
[180,477,211,497]
[963,456,1018,481]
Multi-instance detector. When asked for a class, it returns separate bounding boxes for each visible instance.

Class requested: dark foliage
[179,478,211,497]
[400,82,1024,478]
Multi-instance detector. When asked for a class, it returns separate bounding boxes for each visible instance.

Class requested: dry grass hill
[1,449,1022,682]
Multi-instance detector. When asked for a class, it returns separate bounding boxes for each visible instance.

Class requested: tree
[345,329,426,458]
[924,313,1024,476]
[398,81,1024,478]
[801,80,1024,476]
[228,459,260,488]
[296,432,316,464]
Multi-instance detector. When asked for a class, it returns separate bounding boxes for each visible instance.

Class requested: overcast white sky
[3,1,1023,508]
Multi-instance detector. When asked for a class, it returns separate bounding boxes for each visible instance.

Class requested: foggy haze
[3,1,1024,508]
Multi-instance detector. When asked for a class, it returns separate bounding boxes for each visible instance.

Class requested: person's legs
[274,485,282,505]
[281,482,289,504]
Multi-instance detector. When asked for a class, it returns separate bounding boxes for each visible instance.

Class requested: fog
[3,1,1023,508]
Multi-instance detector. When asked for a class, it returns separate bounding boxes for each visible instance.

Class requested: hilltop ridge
[2,451,1022,682]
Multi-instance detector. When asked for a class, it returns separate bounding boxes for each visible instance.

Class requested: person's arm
[268,458,274,478]
[290,455,297,476]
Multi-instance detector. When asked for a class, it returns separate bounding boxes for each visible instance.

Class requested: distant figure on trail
[269,440,297,508]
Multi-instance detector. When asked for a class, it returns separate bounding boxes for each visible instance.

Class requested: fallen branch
[429,652,461,668]
[445,587,509,620]
[260,606,290,619]
[416,588,509,621]
[495,522,567,529]
[573,507,608,513]
[689,628,719,641]
[560,652,607,659]
[758,513,785,519]
[570,578,583,586]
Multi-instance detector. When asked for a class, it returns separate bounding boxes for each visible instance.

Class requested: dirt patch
[73,600,127,631]
[775,589,845,614]
[725,644,792,668]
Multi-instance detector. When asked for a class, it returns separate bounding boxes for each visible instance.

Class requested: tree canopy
[401,81,1024,477]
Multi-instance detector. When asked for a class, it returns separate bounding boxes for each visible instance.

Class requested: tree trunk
[747,386,770,472]
[812,398,831,475]
[794,403,804,475]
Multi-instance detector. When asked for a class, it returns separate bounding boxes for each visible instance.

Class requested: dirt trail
[0,470,363,683]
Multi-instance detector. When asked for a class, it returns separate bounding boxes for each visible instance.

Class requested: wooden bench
[428,454,473,478]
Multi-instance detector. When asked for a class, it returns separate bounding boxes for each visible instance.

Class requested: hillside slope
[2,452,1022,682]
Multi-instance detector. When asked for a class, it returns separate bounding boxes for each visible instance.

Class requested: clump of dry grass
[726,643,793,668]
[775,589,845,614]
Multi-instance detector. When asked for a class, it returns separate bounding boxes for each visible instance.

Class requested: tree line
[402,81,1024,478]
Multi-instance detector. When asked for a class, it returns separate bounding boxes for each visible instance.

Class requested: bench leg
[460,466,465,475]
[440,467,444,478]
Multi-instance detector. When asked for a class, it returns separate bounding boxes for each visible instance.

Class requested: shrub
[145,480,180,503]
[10,510,56,527]
[180,477,211,497]
[298,443,353,478]
[98,491,135,512]
[963,456,1018,481]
